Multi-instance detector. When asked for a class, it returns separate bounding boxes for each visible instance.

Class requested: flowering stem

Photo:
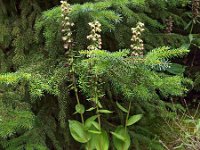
[94,73,101,130]
[71,59,84,124]
[125,101,132,131]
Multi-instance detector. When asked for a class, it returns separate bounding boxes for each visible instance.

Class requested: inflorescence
[87,20,102,50]
[165,16,173,33]
[130,22,145,56]
[192,0,200,18]
[61,0,74,50]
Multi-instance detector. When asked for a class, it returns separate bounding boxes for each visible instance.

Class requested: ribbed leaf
[86,130,109,150]
[69,120,90,143]
[112,126,130,150]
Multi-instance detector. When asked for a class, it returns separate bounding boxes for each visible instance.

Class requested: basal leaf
[69,120,90,143]
[86,130,109,150]
[112,126,130,150]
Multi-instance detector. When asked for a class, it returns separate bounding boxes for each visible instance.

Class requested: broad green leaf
[86,130,109,150]
[85,115,99,129]
[116,101,128,113]
[98,109,113,114]
[68,120,90,143]
[126,114,143,126]
[95,130,109,150]
[75,104,85,114]
[112,126,130,150]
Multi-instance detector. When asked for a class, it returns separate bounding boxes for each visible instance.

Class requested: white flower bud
[62,37,67,41]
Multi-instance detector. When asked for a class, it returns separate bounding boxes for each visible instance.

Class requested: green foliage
[0,0,198,149]
[78,48,190,102]
[157,109,200,150]
[127,114,143,126]
[34,0,192,51]
[112,126,130,150]
[0,110,34,138]
[71,42,190,149]
[0,56,69,149]
[87,129,109,150]
[144,46,189,68]
[68,120,90,143]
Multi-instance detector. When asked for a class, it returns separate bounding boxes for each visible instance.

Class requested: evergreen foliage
[0,0,199,149]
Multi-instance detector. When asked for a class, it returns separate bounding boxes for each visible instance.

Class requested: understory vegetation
[0,0,200,149]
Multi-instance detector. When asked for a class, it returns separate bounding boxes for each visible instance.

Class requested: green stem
[74,87,84,124]
[71,57,84,124]
[94,74,101,130]
[96,105,101,130]
[125,101,132,131]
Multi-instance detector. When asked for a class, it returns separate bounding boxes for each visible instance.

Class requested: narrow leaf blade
[116,101,128,113]
[126,114,143,126]
[98,109,113,114]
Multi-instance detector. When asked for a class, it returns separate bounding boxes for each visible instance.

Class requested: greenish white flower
[61,0,74,49]
[130,22,145,56]
[87,20,102,50]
